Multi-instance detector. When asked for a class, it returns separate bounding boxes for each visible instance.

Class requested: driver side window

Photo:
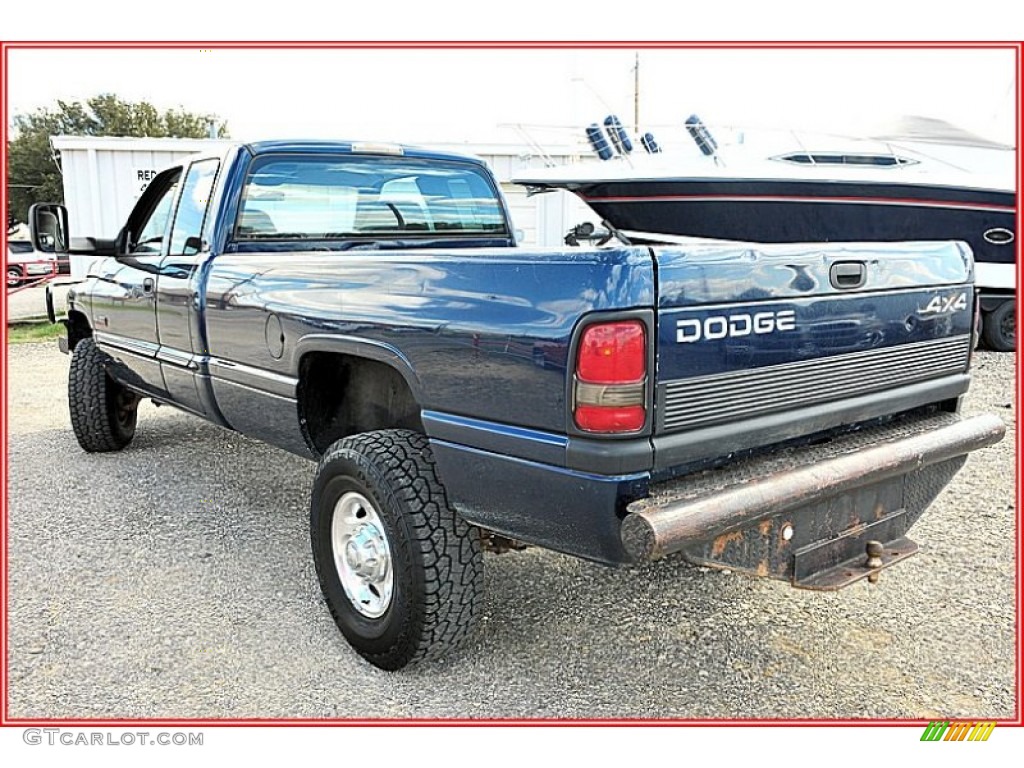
[132,173,181,254]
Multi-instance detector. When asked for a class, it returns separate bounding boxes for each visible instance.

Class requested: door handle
[142,277,155,295]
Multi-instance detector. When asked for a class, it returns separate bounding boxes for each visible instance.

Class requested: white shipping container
[51,136,597,277]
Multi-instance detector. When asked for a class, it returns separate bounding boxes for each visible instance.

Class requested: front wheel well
[297,352,424,456]
[66,309,92,351]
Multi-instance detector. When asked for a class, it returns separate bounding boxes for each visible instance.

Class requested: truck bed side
[199,247,655,457]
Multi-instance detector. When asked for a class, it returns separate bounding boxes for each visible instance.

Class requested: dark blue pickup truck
[34,140,1005,670]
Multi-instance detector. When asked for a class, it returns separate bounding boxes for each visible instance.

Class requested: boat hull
[578,179,1016,267]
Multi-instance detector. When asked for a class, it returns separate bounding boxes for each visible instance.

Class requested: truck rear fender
[293,335,425,456]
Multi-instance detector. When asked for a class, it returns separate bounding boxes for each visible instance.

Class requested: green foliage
[6,322,65,345]
[7,94,229,225]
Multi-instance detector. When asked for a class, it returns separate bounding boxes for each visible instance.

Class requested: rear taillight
[573,320,647,433]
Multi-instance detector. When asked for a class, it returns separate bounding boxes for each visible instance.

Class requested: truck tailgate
[651,241,975,468]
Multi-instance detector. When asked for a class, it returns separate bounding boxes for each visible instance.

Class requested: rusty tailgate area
[621,410,1005,589]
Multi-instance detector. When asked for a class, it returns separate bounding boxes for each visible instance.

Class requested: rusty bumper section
[621,411,1005,589]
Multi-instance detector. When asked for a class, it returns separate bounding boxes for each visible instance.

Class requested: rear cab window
[233,153,509,245]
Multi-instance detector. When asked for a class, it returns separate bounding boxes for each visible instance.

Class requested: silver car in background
[7,240,63,286]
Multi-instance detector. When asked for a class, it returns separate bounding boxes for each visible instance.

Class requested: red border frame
[1,40,1020,729]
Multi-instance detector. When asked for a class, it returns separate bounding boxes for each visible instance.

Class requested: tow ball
[865,540,884,584]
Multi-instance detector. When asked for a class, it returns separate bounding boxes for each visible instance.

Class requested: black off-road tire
[982,300,1015,352]
[68,338,139,452]
[310,429,482,670]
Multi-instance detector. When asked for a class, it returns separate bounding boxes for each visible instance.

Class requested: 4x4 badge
[919,292,968,316]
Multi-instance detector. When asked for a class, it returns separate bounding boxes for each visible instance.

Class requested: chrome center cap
[331,491,395,619]
[345,527,385,579]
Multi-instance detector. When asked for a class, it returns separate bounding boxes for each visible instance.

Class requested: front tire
[310,430,482,670]
[68,338,139,452]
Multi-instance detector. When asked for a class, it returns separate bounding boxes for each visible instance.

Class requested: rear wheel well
[297,352,423,456]
[980,291,1014,313]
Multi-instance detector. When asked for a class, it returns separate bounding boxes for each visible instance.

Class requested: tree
[6,94,229,224]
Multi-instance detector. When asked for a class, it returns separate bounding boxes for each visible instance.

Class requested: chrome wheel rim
[331,491,393,618]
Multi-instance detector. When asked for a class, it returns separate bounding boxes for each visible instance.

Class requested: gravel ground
[5,342,1017,719]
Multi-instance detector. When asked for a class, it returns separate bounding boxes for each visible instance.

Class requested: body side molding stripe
[423,410,568,467]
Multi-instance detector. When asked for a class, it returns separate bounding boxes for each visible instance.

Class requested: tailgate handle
[830,261,866,290]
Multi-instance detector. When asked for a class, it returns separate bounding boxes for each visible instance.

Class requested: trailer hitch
[621,411,1005,590]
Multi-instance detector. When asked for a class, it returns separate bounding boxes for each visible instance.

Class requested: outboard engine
[603,115,634,155]
[640,132,661,154]
[585,123,614,160]
[685,114,718,157]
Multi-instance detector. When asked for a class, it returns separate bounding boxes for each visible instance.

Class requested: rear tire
[982,300,1015,352]
[7,266,23,287]
[310,429,482,670]
[68,338,139,452]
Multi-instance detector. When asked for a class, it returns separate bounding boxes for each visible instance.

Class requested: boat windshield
[774,152,918,168]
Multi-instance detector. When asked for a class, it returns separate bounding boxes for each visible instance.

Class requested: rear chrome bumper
[621,411,1005,588]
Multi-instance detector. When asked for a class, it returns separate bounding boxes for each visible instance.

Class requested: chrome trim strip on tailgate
[658,335,972,433]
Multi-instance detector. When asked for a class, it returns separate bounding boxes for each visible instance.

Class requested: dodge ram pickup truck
[33,140,1005,671]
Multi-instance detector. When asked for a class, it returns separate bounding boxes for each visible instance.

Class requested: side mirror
[29,203,69,254]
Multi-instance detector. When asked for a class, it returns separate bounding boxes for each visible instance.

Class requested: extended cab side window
[169,159,221,255]
[130,168,182,254]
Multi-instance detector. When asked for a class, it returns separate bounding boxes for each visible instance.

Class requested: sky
[6,47,1018,149]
